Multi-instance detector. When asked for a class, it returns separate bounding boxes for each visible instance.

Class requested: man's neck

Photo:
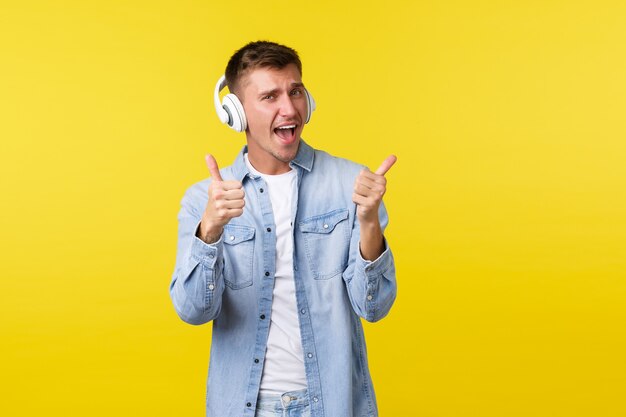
[245,142,298,175]
[247,155,291,175]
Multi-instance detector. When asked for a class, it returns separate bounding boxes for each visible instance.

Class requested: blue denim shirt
[170,140,397,417]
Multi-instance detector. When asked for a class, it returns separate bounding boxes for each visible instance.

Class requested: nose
[278,93,297,118]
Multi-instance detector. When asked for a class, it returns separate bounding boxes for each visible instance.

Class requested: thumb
[205,154,223,181]
[374,155,397,176]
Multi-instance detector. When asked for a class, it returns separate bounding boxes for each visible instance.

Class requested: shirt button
[266,227,271,232]
[254,358,259,363]
[313,396,319,402]
[260,314,265,320]
[208,253,214,258]
[300,309,306,315]
[367,295,373,301]
[265,271,270,277]
[229,235,235,241]
[307,352,313,358]
[259,188,264,193]
[323,223,329,229]
[208,284,215,290]
[246,402,252,407]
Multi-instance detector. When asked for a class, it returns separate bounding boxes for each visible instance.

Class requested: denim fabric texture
[255,389,311,417]
[170,140,397,417]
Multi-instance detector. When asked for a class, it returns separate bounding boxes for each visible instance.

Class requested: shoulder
[183,177,210,200]
[178,178,209,217]
[312,148,364,178]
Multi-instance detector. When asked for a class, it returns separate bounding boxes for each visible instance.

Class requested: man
[170,41,397,417]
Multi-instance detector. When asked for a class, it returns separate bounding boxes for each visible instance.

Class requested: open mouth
[274,124,297,142]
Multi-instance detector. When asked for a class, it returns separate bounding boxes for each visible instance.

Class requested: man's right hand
[197,154,245,244]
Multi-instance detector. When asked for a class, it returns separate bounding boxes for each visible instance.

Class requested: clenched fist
[197,154,245,244]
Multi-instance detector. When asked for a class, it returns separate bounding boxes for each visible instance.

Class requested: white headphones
[214,75,316,133]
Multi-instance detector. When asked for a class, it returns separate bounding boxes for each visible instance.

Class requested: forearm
[344,202,397,322]
[358,220,385,261]
[197,215,225,244]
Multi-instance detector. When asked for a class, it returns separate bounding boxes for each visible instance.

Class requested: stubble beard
[272,141,299,163]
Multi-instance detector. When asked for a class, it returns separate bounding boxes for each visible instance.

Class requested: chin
[276,149,298,163]
[274,142,300,162]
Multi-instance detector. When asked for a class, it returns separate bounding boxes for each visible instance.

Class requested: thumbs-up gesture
[197,154,245,244]
[352,155,397,226]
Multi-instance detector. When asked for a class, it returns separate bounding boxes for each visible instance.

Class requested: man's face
[238,63,309,174]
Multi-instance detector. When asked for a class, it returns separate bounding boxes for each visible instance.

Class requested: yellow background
[2,1,625,416]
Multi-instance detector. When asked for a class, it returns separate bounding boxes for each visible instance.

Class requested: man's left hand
[352,155,397,226]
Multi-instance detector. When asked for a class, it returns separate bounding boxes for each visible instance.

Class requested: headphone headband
[214,75,229,125]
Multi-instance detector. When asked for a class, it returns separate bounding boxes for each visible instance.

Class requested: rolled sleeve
[357,238,394,283]
[190,224,224,269]
[353,237,397,322]
[170,189,225,325]
[344,207,398,323]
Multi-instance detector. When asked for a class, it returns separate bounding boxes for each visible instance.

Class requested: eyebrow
[257,82,305,98]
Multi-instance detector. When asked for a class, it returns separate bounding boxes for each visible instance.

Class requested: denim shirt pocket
[300,208,350,280]
[223,224,255,290]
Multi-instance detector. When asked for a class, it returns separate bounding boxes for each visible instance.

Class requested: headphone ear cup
[304,90,316,124]
[222,94,247,132]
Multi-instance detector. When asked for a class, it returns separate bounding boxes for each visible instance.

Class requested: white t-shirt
[244,155,307,395]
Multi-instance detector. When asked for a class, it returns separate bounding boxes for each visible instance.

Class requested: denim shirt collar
[230,139,315,182]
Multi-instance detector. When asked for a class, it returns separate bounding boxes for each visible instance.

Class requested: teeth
[277,125,296,129]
